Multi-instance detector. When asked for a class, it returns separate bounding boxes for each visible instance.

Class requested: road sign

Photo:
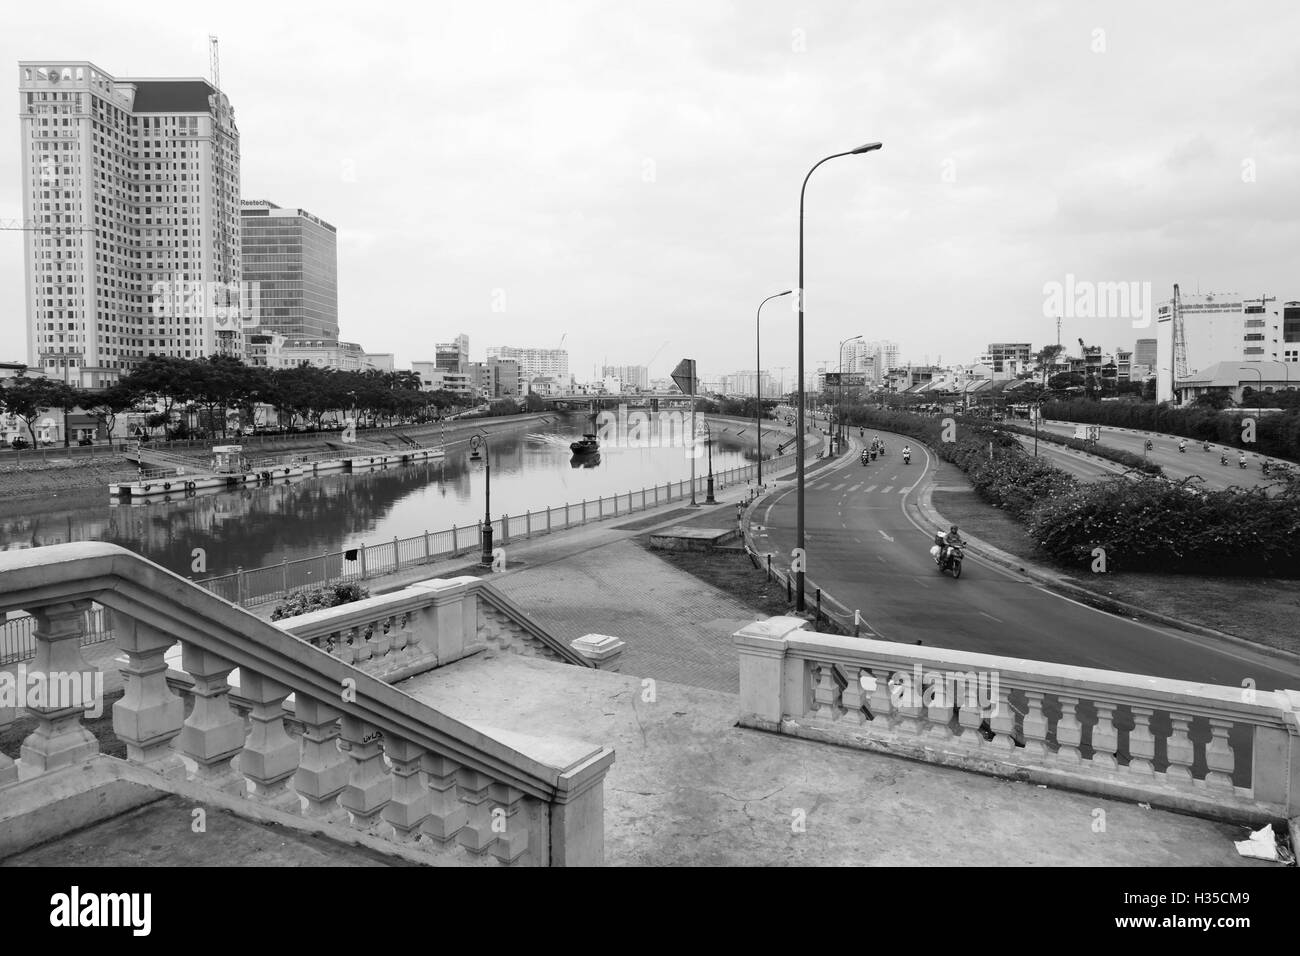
[671,359,697,395]
[824,372,866,387]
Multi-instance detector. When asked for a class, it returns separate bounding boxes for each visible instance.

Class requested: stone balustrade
[276,577,597,679]
[736,617,1300,824]
[0,543,614,866]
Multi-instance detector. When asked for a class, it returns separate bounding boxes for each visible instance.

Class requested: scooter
[903,452,911,465]
[860,451,869,466]
[1145,440,1153,451]
[1203,442,1211,452]
[1220,454,1229,466]
[1238,456,1247,469]
[932,542,964,579]
[1178,443,1186,453]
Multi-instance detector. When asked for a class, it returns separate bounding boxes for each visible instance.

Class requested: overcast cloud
[3,0,1298,382]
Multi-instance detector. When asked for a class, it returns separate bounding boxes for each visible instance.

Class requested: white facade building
[486,346,570,391]
[1155,293,1282,403]
[19,61,243,387]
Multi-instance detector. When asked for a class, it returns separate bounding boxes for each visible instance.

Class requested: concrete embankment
[0,412,565,505]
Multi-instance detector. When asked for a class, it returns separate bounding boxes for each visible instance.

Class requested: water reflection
[0,419,756,578]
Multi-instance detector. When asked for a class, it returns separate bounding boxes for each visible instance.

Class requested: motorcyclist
[1145,439,1153,450]
[903,444,912,463]
[1238,452,1247,468]
[936,525,965,567]
[1262,459,1271,475]
[1220,452,1229,465]
[1178,439,1186,452]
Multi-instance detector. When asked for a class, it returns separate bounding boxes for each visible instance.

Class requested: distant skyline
[4,0,1299,384]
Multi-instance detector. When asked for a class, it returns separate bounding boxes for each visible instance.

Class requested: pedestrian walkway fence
[196,453,800,609]
[0,604,114,666]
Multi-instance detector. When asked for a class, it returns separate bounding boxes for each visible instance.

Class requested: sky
[3,0,1299,385]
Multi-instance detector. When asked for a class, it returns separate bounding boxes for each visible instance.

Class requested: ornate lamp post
[469,433,493,567]
[704,419,716,503]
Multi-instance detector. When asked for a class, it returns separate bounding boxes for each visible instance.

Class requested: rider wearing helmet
[936,525,965,566]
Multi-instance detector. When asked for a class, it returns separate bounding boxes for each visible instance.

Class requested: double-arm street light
[795,141,882,612]
[838,334,863,451]
[756,290,793,485]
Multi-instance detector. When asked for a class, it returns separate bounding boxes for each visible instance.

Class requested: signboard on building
[823,372,867,387]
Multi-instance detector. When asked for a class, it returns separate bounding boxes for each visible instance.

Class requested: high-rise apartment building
[601,365,649,391]
[486,345,569,389]
[19,61,242,386]
[240,200,338,342]
[1134,338,1157,369]
[435,334,469,373]
[986,343,1032,373]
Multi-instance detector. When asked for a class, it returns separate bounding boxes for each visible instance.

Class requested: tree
[121,355,200,439]
[0,375,78,445]
[1035,345,1066,386]
[73,382,138,441]
[1195,391,1231,411]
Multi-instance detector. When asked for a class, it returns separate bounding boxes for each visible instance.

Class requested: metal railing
[196,451,801,609]
[0,604,115,666]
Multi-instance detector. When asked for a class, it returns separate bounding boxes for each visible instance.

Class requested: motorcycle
[932,542,964,579]
[1178,444,1186,453]
[1238,457,1247,469]
[1220,454,1229,466]
[1203,443,1211,452]
[1144,440,1153,451]
[1262,461,1271,476]
[860,451,869,466]
[903,452,911,465]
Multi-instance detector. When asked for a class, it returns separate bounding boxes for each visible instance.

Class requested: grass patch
[0,689,127,760]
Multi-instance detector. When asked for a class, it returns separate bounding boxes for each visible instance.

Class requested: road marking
[864,485,877,492]
[881,486,893,493]
[979,611,1004,623]
[849,483,862,492]
[898,486,909,494]
[832,483,846,491]
[879,530,894,542]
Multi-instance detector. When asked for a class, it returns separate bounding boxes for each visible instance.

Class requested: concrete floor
[399,653,1273,867]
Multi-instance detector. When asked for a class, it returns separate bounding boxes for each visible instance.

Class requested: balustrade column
[1165,713,1195,785]
[235,671,300,809]
[988,684,1017,752]
[488,783,529,864]
[19,601,99,774]
[382,737,432,842]
[176,644,246,790]
[956,687,986,746]
[420,753,468,846]
[924,671,954,740]
[1126,706,1157,776]
[339,716,391,830]
[112,615,185,776]
[864,669,895,734]
[1020,691,1050,760]
[1054,696,1083,765]
[1090,702,1119,771]
[292,695,349,819]
[810,663,843,721]
[891,670,924,736]
[840,666,867,726]
[456,768,497,855]
[1205,718,1235,792]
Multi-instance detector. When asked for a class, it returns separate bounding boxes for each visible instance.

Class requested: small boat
[570,433,600,455]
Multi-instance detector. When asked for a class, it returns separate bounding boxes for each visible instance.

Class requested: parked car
[77,437,93,446]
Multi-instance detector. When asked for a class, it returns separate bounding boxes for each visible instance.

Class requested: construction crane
[645,339,669,370]
[209,36,220,90]
[557,333,566,350]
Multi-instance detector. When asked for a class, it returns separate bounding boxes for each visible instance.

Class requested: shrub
[271,582,371,621]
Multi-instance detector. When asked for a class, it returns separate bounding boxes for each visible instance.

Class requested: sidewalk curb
[915,464,1300,665]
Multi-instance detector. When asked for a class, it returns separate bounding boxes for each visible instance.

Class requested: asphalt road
[750,429,1300,693]
[1034,420,1285,491]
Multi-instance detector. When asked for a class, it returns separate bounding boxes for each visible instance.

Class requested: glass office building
[240,200,338,342]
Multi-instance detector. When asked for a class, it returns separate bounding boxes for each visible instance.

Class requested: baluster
[1204,718,1235,792]
[810,663,843,721]
[1126,706,1156,776]
[19,601,98,774]
[391,612,413,662]
[924,670,954,740]
[292,695,348,819]
[891,669,924,737]
[330,628,353,665]
[176,645,246,791]
[488,783,529,864]
[1090,702,1119,771]
[840,666,867,726]
[339,716,390,830]
[1020,691,1049,760]
[112,616,184,776]
[1054,695,1082,765]
[369,616,393,659]
[382,737,431,842]
[235,671,300,809]
[865,668,894,734]
[955,681,985,746]
[420,754,468,847]
[352,625,372,663]
[1165,712,1195,786]
[456,768,497,855]
[988,684,1017,752]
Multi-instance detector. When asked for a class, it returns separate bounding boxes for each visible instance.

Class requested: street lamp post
[756,290,793,485]
[704,420,716,503]
[838,334,863,452]
[470,434,493,567]
[1238,366,1263,415]
[795,141,882,611]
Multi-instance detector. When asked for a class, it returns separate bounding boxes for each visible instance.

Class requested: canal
[0,416,758,581]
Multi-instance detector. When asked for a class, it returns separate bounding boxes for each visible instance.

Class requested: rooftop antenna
[209,35,220,90]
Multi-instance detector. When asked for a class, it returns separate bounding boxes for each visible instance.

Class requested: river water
[0,417,756,580]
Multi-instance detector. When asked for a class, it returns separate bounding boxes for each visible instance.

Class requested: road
[750,430,1300,693]
[1032,420,1286,491]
